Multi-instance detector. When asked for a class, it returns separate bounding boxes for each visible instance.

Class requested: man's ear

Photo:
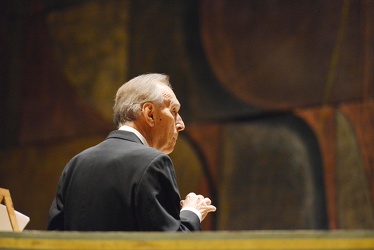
[142,102,155,127]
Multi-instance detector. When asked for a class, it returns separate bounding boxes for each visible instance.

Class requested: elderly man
[47,73,216,231]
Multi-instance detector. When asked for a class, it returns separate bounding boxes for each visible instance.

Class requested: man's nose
[176,114,185,131]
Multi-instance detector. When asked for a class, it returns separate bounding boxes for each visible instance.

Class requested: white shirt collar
[118,125,149,146]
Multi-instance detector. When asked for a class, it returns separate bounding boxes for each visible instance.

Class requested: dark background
[1,0,373,230]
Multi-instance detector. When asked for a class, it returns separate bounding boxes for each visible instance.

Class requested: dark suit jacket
[47,130,200,231]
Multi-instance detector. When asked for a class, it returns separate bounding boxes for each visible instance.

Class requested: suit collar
[106,130,143,144]
[118,125,148,146]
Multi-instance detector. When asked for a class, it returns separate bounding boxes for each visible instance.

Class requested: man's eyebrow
[171,100,181,108]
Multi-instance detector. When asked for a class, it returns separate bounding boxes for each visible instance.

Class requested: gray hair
[113,73,171,127]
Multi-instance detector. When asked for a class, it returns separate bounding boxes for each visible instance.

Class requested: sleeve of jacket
[47,167,68,230]
[134,154,201,231]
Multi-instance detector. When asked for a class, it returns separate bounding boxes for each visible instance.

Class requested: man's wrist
[180,207,202,222]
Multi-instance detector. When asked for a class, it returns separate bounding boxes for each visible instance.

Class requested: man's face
[152,85,185,154]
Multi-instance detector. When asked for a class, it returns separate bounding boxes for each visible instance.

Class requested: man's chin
[163,143,176,155]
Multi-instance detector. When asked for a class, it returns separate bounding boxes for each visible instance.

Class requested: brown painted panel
[201,0,364,109]
[218,115,327,230]
[336,110,374,228]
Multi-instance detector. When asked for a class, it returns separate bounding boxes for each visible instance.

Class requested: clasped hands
[180,192,216,221]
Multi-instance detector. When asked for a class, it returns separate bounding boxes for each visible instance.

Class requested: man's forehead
[161,88,180,107]
[162,91,173,99]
